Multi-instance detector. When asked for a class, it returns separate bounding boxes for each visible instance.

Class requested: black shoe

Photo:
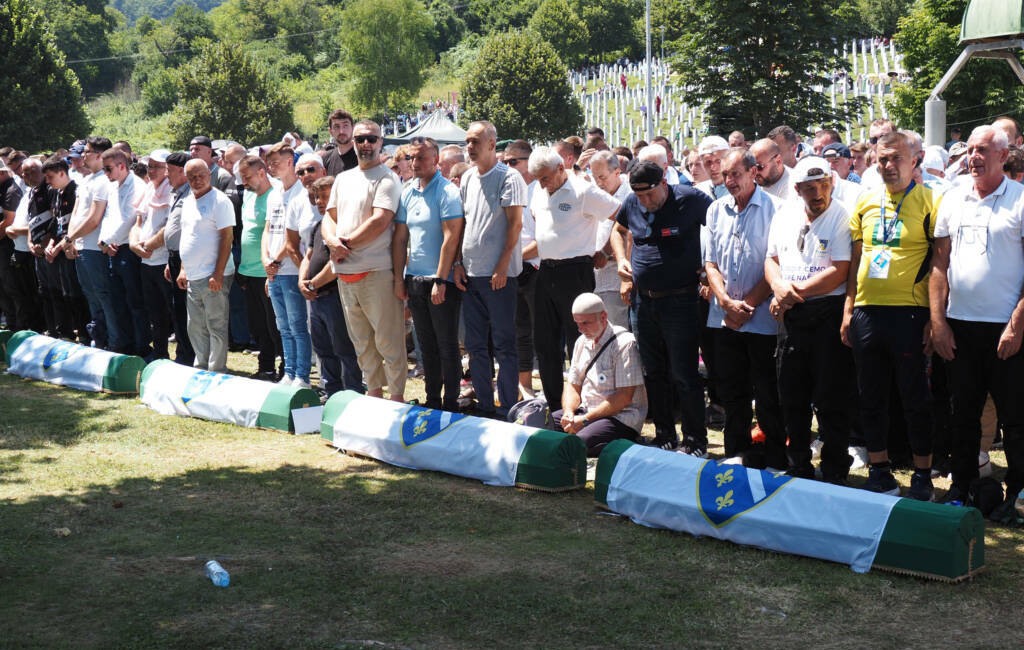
[941,484,971,506]
[863,466,900,496]
[988,492,1022,527]
[645,438,678,451]
[251,370,277,381]
[908,470,934,502]
[677,443,708,459]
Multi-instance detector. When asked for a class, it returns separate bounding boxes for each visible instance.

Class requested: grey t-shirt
[460,162,528,277]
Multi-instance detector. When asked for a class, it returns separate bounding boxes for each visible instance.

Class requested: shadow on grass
[0,374,130,451]
[3,458,1023,649]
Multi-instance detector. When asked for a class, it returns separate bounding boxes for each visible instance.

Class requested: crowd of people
[2,109,1022,525]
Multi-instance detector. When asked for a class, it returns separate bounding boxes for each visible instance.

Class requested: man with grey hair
[695,136,730,199]
[931,124,1024,522]
[177,159,236,372]
[454,120,527,417]
[528,145,621,405]
[638,144,683,186]
[589,150,631,328]
[749,138,792,201]
[705,148,785,469]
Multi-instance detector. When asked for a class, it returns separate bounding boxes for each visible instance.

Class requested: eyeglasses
[505,157,524,166]
[797,224,810,253]
[354,135,380,144]
[296,167,318,176]
[103,166,116,173]
[403,155,412,161]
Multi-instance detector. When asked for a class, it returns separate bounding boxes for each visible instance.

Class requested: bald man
[177,159,236,372]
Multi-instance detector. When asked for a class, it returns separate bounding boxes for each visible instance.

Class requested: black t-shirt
[321,146,358,178]
[26,182,54,245]
[616,183,712,292]
[305,215,336,295]
[48,180,78,239]
[224,182,244,245]
[1,177,22,213]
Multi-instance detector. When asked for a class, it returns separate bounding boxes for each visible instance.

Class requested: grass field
[2,351,1023,649]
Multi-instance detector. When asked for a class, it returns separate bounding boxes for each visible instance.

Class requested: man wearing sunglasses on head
[858,118,896,189]
[765,156,855,483]
[322,120,406,403]
[750,138,793,202]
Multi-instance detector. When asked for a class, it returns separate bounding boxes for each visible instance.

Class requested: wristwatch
[581,416,590,426]
[432,277,445,286]
[306,281,315,292]
[452,260,462,267]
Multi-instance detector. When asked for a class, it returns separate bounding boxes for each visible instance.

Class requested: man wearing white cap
[695,136,730,200]
[765,156,855,483]
[130,149,173,360]
[553,292,647,456]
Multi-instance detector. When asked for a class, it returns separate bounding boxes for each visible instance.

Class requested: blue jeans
[309,289,362,395]
[630,292,707,447]
[462,276,518,415]
[76,250,128,351]
[268,274,312,382]
[109,247,150,355]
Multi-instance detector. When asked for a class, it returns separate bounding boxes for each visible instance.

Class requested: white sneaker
[979,451,992,478]
[277,376,294,385]
[849,446,869,470]
[292,378,311,389]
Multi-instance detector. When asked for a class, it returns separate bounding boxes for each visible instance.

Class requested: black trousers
[140,263,173,359]
[9,249,44,332]
[947,319,1024,495]
[534,258,595,402]
[406,276,462,411]
[849,306,932,458]
[698,296,720,405]
[551,408,639,457]
[515,264,537,374]
[166,252,194,366]
[237,272,281,373]
[716,327,786,468]
[776,296,854,480]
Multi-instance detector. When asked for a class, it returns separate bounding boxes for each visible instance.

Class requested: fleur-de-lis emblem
[715,469,734,487]
[715,490,734,511]
[414,420,427,435]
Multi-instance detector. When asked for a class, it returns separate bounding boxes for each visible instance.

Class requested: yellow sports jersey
[850,181,940,307]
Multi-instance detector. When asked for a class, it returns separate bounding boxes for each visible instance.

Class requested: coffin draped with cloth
[320,391,587,491]
[595,440,985,582]
[140,359,321,433]
[5,330,145,394]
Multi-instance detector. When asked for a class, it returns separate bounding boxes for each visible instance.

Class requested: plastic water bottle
[205,560,230,587]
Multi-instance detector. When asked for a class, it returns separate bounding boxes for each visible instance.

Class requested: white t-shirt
[99,173,146,247]
[935,177,1024,323]
[12,191,32,253]
[531,174,621,260]
[831,172,866,213]
[762,165,794,202]
[519,180,540,269]
[180,188,236,280]
[70,170,109,251]
[325,163,401,274]
[138,178,171,266]
[265,184,300,276]
[594,178,632,293]
[766,198,852,299]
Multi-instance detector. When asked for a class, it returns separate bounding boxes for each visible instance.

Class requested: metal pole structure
[645,0,654,140]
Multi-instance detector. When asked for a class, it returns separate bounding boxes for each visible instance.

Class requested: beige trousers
[337,269,407,397]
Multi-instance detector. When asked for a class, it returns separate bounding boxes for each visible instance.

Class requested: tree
[426,0,466,57]
[572,0,641,62]
[461,30,583,142]
[857,0,915,37]
[338,0,433,115]
[0,0,91,151]
[527,0,589,69]
[669,0,864,138]
[166,42,293,148]
[888,0,1024,133]
[29,0,120,94]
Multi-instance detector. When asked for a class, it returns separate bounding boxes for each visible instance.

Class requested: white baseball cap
[792,156,830,184]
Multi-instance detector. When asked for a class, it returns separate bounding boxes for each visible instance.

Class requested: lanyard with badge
[869,179,914,279]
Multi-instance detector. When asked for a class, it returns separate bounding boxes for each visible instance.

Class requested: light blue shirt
[395,170,464,278]
[704,186,779,335]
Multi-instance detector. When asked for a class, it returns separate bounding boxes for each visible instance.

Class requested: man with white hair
[528,145,621,405]
[930,124,1024,523]
[454,120,527,417]
[638,143,682,185]
[588,150,631,328]
[695,136,730,199]
[749,138,792,201]
[553,292,647,456]
[765,156,855,482]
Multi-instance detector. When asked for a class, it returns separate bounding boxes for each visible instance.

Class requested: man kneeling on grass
[553,293,648,457]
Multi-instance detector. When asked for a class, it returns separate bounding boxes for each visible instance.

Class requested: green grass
[2,355,1023,648]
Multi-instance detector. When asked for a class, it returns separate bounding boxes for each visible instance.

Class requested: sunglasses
[354,135,380,144]
[296,167,318,176]
[102,166,116,173]
[505,157,524,166]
